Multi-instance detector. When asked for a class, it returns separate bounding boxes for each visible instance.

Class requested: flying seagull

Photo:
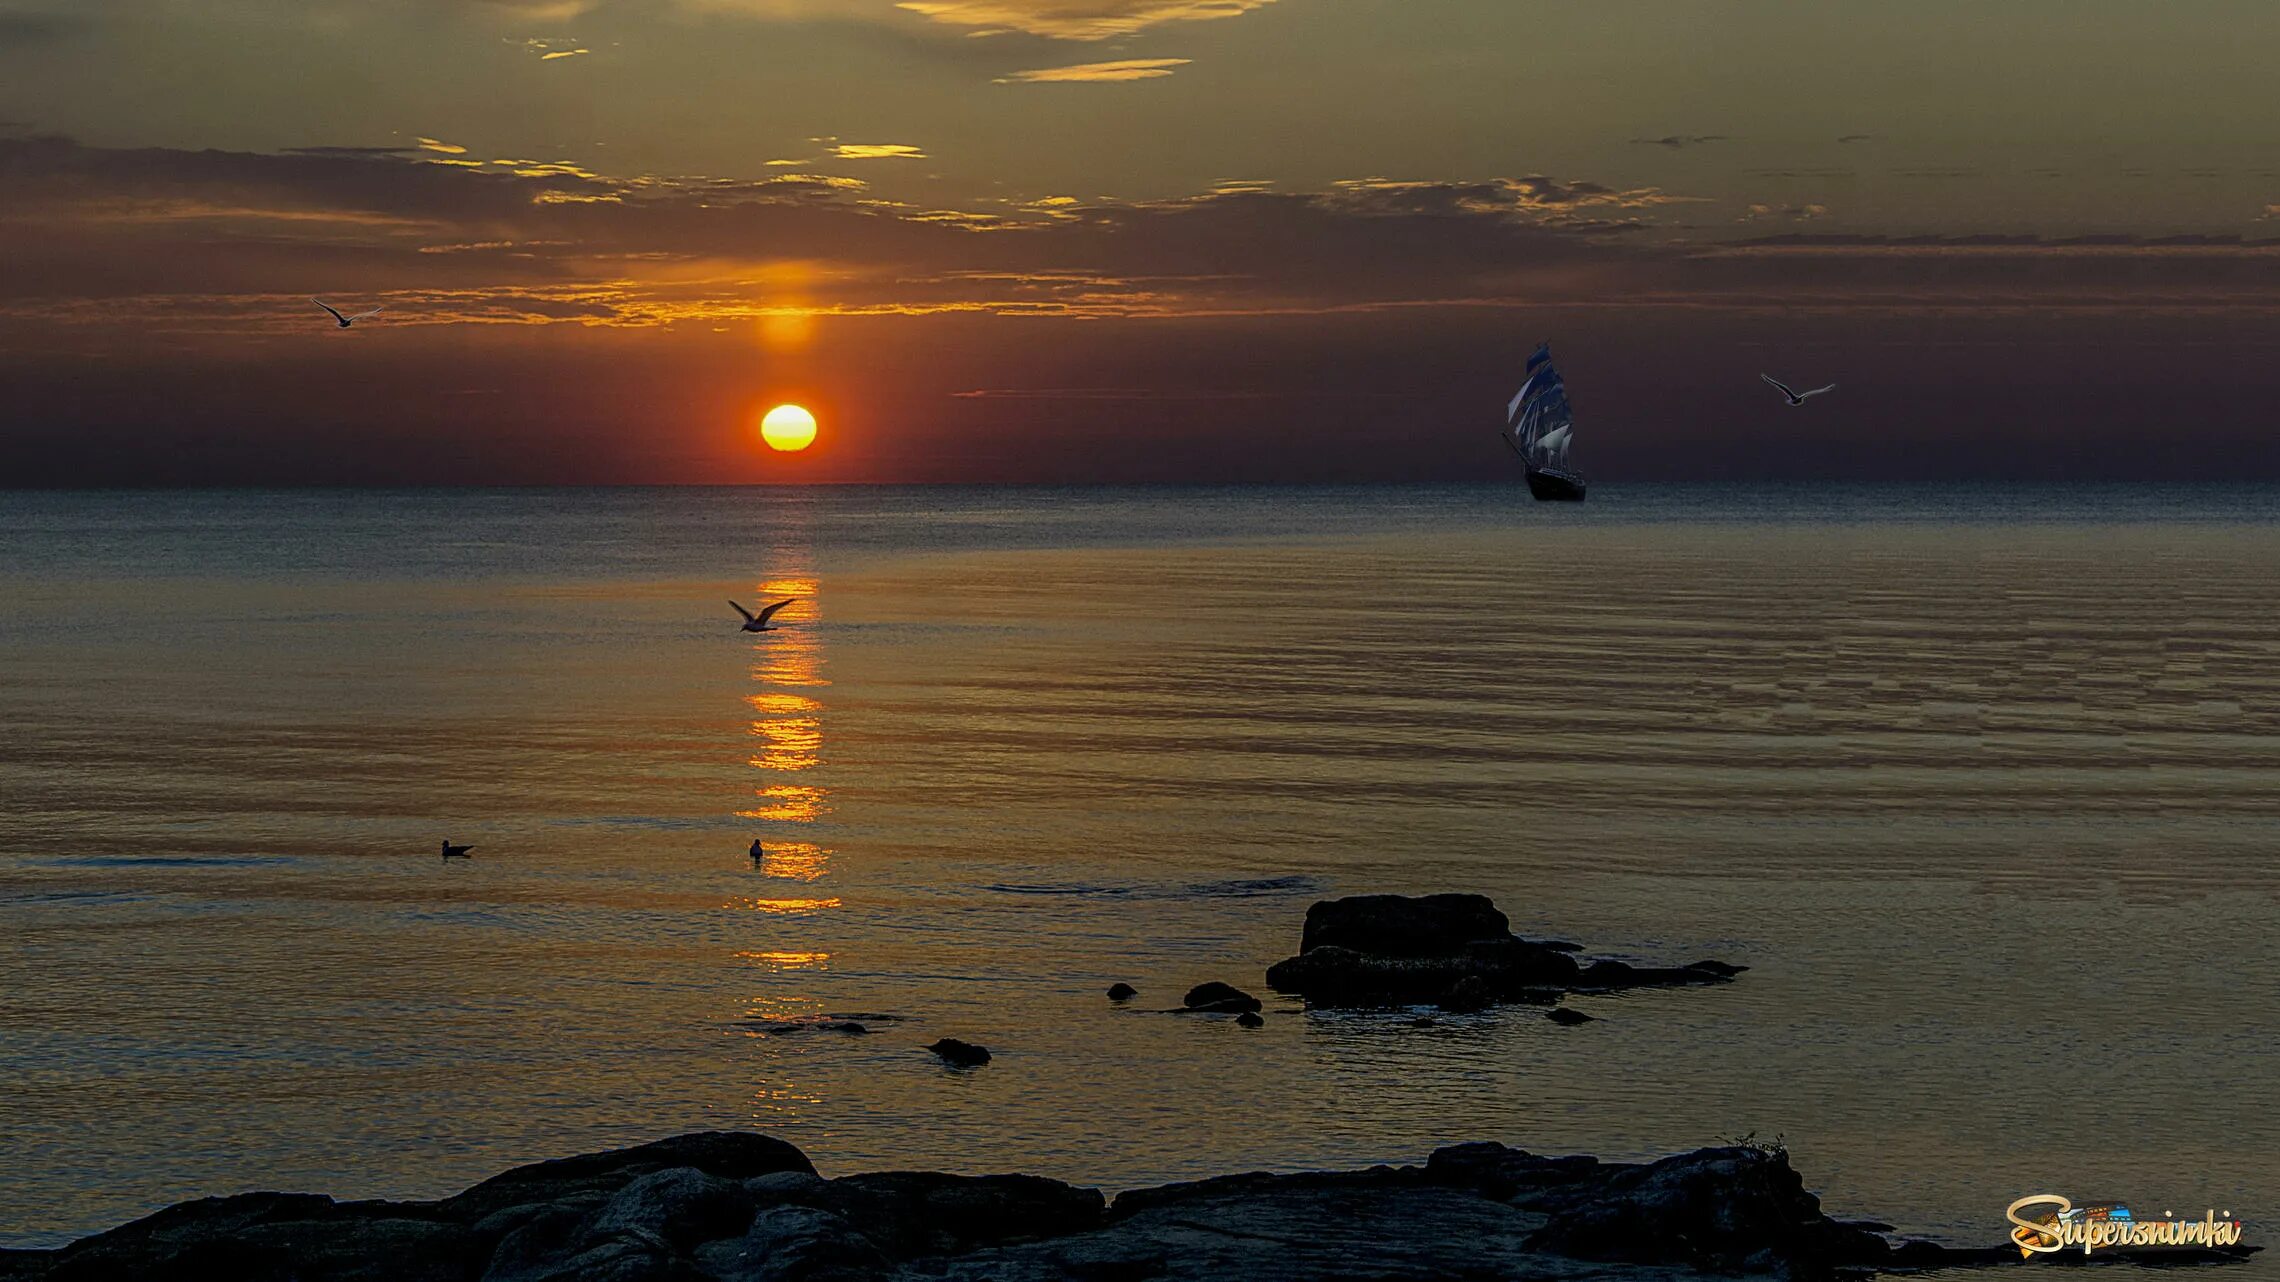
[1761,374,1836,406]
[314,299,383,328]
[440,840,473,859]
[731,599,796,633]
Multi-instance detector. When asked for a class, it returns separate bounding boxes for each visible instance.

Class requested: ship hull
[1525,465,1587,502]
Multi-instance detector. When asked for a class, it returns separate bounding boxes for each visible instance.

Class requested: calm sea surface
[2,485,2275,1266]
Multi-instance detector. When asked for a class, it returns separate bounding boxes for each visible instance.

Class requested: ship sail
[1502,341,1586,501]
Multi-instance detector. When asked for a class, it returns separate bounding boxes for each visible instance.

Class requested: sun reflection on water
[755,841,829,881]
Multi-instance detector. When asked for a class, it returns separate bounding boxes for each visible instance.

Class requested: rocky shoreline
[1,1131,2049,1282]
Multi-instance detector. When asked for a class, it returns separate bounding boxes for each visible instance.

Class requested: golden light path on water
[729,575,840,1122]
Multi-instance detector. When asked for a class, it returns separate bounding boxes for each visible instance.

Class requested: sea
[1,484,2274,1267]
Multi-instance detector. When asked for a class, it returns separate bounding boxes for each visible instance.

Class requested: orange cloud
[828,143,927,159]
[897,0,1276,39]
[996,57,1191,83]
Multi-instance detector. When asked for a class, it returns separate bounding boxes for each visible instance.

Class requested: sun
[760,403,818,452]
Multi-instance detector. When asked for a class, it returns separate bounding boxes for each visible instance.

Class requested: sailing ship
[1503,341,1586,501]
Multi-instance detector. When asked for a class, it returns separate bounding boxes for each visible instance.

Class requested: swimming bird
[1761,373,1835,405]
[314,299,383,328]
[730,599,795,633]
[440,840,473,859]
[750,839,765,867]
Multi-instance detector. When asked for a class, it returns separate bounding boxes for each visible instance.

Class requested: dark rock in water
[1572,958,1738,991]
[1234,1011,1264,1028]
[1179,982,1261,1013]
[1545,1007,1594,1025]
[1105,983,1138,1001]
[1269,893,1744,1009]
[1267,937,1578,1004]
[1297,893,1510,957]
[1438,975,1494,1013]
[927,1038,992,1067]
[8,1132,2048,1282]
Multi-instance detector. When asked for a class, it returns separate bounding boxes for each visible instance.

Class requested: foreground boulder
[1266,893,1744,1009]
[2,1132,2120,1282]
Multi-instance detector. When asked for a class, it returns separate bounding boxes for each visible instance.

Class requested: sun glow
[760,403,818,452]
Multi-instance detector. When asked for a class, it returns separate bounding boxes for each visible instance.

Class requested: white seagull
[731,599,796,633]
[314,299,383,329]
[1761,374,1835,406]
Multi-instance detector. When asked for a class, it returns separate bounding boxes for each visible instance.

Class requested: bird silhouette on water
[440,840,473,860]
[314,299,383,329]
[731,599,795,633]
[750,838,765,868]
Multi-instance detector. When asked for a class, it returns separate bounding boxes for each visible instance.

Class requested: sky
[3,0,2279,484]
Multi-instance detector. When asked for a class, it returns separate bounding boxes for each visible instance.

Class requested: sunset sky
[4,0,2279,483]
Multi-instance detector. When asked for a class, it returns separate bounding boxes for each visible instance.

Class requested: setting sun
[759,403,817,452]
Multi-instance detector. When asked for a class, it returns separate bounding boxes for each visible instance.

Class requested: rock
[1423,1143,1605,1201]
[1526,1144,1894,1277]
[1297,893,1511,957]
[441,1132,814,1224]
[1180,982,1262,1013]
[1105,983,1138,1001]
[1571,959,1733,991]
[489,1236,706,1282]
[1234,1011,1263,1028]
[1176,976,1267,1008]
[1438,975,1495,1013]
[927,1038,992,1067]
[692,1205,890,1282]
[944,1168,1530,1282]
[13,1132,2007,1282]
[44,1202,483,1282]
[579,1168,756,1252]
[1545,1007,1593,1025]
[820,1172,1105,1258]
[1266,938,1577,1005]
[742,1171,832,1205]
[1272,894,1743,1007]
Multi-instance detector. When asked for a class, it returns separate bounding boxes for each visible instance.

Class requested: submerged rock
[1179,982,1261,1014]
[1234,1011,1264,1028]
[1572,959,1736,991]
[5,1132,2127,1282]
[1104,983,1137,1001]
[1438,975,1495,1013]
[1545,1007,1594,1026]
[926,1039,991,1068]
